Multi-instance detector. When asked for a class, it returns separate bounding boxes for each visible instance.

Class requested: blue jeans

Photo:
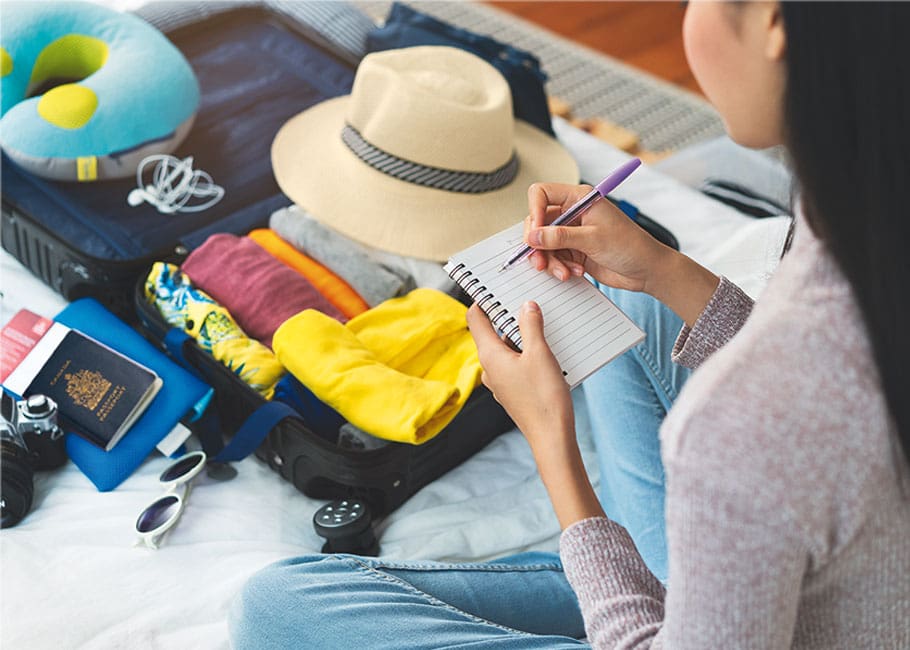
[582,285,690,584]
[230,290,687,648]
[231,552,587,648]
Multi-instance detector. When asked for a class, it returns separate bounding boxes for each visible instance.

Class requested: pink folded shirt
[181,233,346,348]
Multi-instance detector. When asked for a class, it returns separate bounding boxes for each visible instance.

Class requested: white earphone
[127,154,225,214]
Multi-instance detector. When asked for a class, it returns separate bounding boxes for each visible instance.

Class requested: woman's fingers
[529,223,600,256]
[516,301,546,353]
[527,183,593,228]
[557,250,586,276]
[546,252,572,281]
[528,247,584,279]
[466,303,502,352]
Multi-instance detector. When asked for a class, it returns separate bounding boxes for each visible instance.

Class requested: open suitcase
[2,2,513,530]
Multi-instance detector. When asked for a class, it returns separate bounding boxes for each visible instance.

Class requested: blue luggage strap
[212,400,299,462]
[162,326,298,462]
[164,328,195,368]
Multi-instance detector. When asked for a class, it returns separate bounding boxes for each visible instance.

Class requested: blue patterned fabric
[145,262,285,400]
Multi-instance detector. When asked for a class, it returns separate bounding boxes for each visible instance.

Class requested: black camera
[1,389,67,528]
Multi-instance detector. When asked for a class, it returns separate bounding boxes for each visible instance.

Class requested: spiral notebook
[445,222,645,388]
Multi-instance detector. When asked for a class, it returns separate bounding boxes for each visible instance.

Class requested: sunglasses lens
[159,452,204,483]
[136,495,180,533]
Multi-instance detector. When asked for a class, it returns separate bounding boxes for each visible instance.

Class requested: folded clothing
[367,245,461,300]
[338,422,390,451]
[270,205,416,307]
[247,228,369,319]
[180,233,346,348]
[272,288,481,444]
[145,262,286,399]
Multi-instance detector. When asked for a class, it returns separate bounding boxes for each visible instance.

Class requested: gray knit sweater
[559,217,910,648]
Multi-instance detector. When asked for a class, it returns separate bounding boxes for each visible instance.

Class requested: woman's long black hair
[780,3,909,465]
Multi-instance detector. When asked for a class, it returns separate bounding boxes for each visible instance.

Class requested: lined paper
[445,222,645,388]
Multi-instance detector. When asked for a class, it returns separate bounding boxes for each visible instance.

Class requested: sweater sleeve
[559,460,809,649]
[671,276,754,368]
[559,518,665,647]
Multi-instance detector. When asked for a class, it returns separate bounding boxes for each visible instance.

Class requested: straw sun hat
[271,45,579,262]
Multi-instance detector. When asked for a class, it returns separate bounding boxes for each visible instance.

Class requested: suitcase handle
[215,400,299,462]
[195,400,299,463]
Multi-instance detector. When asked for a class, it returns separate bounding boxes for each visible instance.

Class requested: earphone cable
[128,155,225,214]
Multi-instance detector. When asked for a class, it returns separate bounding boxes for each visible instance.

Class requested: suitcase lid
[1,4,360,263]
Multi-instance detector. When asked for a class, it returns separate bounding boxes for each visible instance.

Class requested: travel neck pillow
[0,1,199,182]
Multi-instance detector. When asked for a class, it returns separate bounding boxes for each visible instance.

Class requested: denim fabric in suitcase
[1,2,365,320]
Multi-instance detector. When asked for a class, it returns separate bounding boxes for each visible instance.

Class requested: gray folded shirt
[270,205,416,307]
[368,247,460,299]
[338,422,390,451]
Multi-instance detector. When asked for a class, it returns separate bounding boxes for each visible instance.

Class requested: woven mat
[144,1,723,154]
[351,1,725,155]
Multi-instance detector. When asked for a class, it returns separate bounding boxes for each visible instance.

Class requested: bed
[0,3,793,647]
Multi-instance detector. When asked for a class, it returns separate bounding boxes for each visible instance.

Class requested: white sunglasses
[134,451,207,550]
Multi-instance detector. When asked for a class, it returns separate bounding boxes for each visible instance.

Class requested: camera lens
[1,439,34,529]
[1,391,65,527]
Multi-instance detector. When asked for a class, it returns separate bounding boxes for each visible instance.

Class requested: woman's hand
[467,301,605,528]
[524,182,673,293]
[524,182,721,327]
[466,301,575,456]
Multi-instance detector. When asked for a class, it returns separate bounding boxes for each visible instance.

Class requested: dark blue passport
[25,328,162,450]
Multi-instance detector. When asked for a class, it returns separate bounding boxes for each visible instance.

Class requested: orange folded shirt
[248,228,369,319]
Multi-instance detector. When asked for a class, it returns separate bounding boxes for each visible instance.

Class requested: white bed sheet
[0,118,792,649]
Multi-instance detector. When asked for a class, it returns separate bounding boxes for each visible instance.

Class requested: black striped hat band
[341,124,519,194]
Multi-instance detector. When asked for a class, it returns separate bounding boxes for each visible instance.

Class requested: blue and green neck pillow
[0,1,199,182]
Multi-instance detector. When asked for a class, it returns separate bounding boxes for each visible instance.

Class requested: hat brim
[271,96,580,262]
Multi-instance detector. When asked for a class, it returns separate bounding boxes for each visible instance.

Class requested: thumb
[518,301,546,350]
[529,224,597,253]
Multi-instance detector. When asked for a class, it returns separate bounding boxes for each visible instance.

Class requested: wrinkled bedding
[0,118,791,649]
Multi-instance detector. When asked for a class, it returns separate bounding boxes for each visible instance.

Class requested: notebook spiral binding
[448,263,523,347]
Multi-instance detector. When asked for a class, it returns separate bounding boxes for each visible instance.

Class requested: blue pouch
[55,298,212,491]
[367,3,554,136]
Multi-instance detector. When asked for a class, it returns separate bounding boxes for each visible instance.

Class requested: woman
[230,2,909,647]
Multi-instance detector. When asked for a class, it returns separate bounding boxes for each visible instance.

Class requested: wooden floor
[486,1,701,96]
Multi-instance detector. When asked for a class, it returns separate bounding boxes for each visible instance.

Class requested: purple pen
[498,157,642,272]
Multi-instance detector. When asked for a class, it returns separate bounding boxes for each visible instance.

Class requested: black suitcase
[3,2,513,525]
[133,278,512,518]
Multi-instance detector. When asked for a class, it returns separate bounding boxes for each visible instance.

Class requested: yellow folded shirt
[272,288,481,444]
